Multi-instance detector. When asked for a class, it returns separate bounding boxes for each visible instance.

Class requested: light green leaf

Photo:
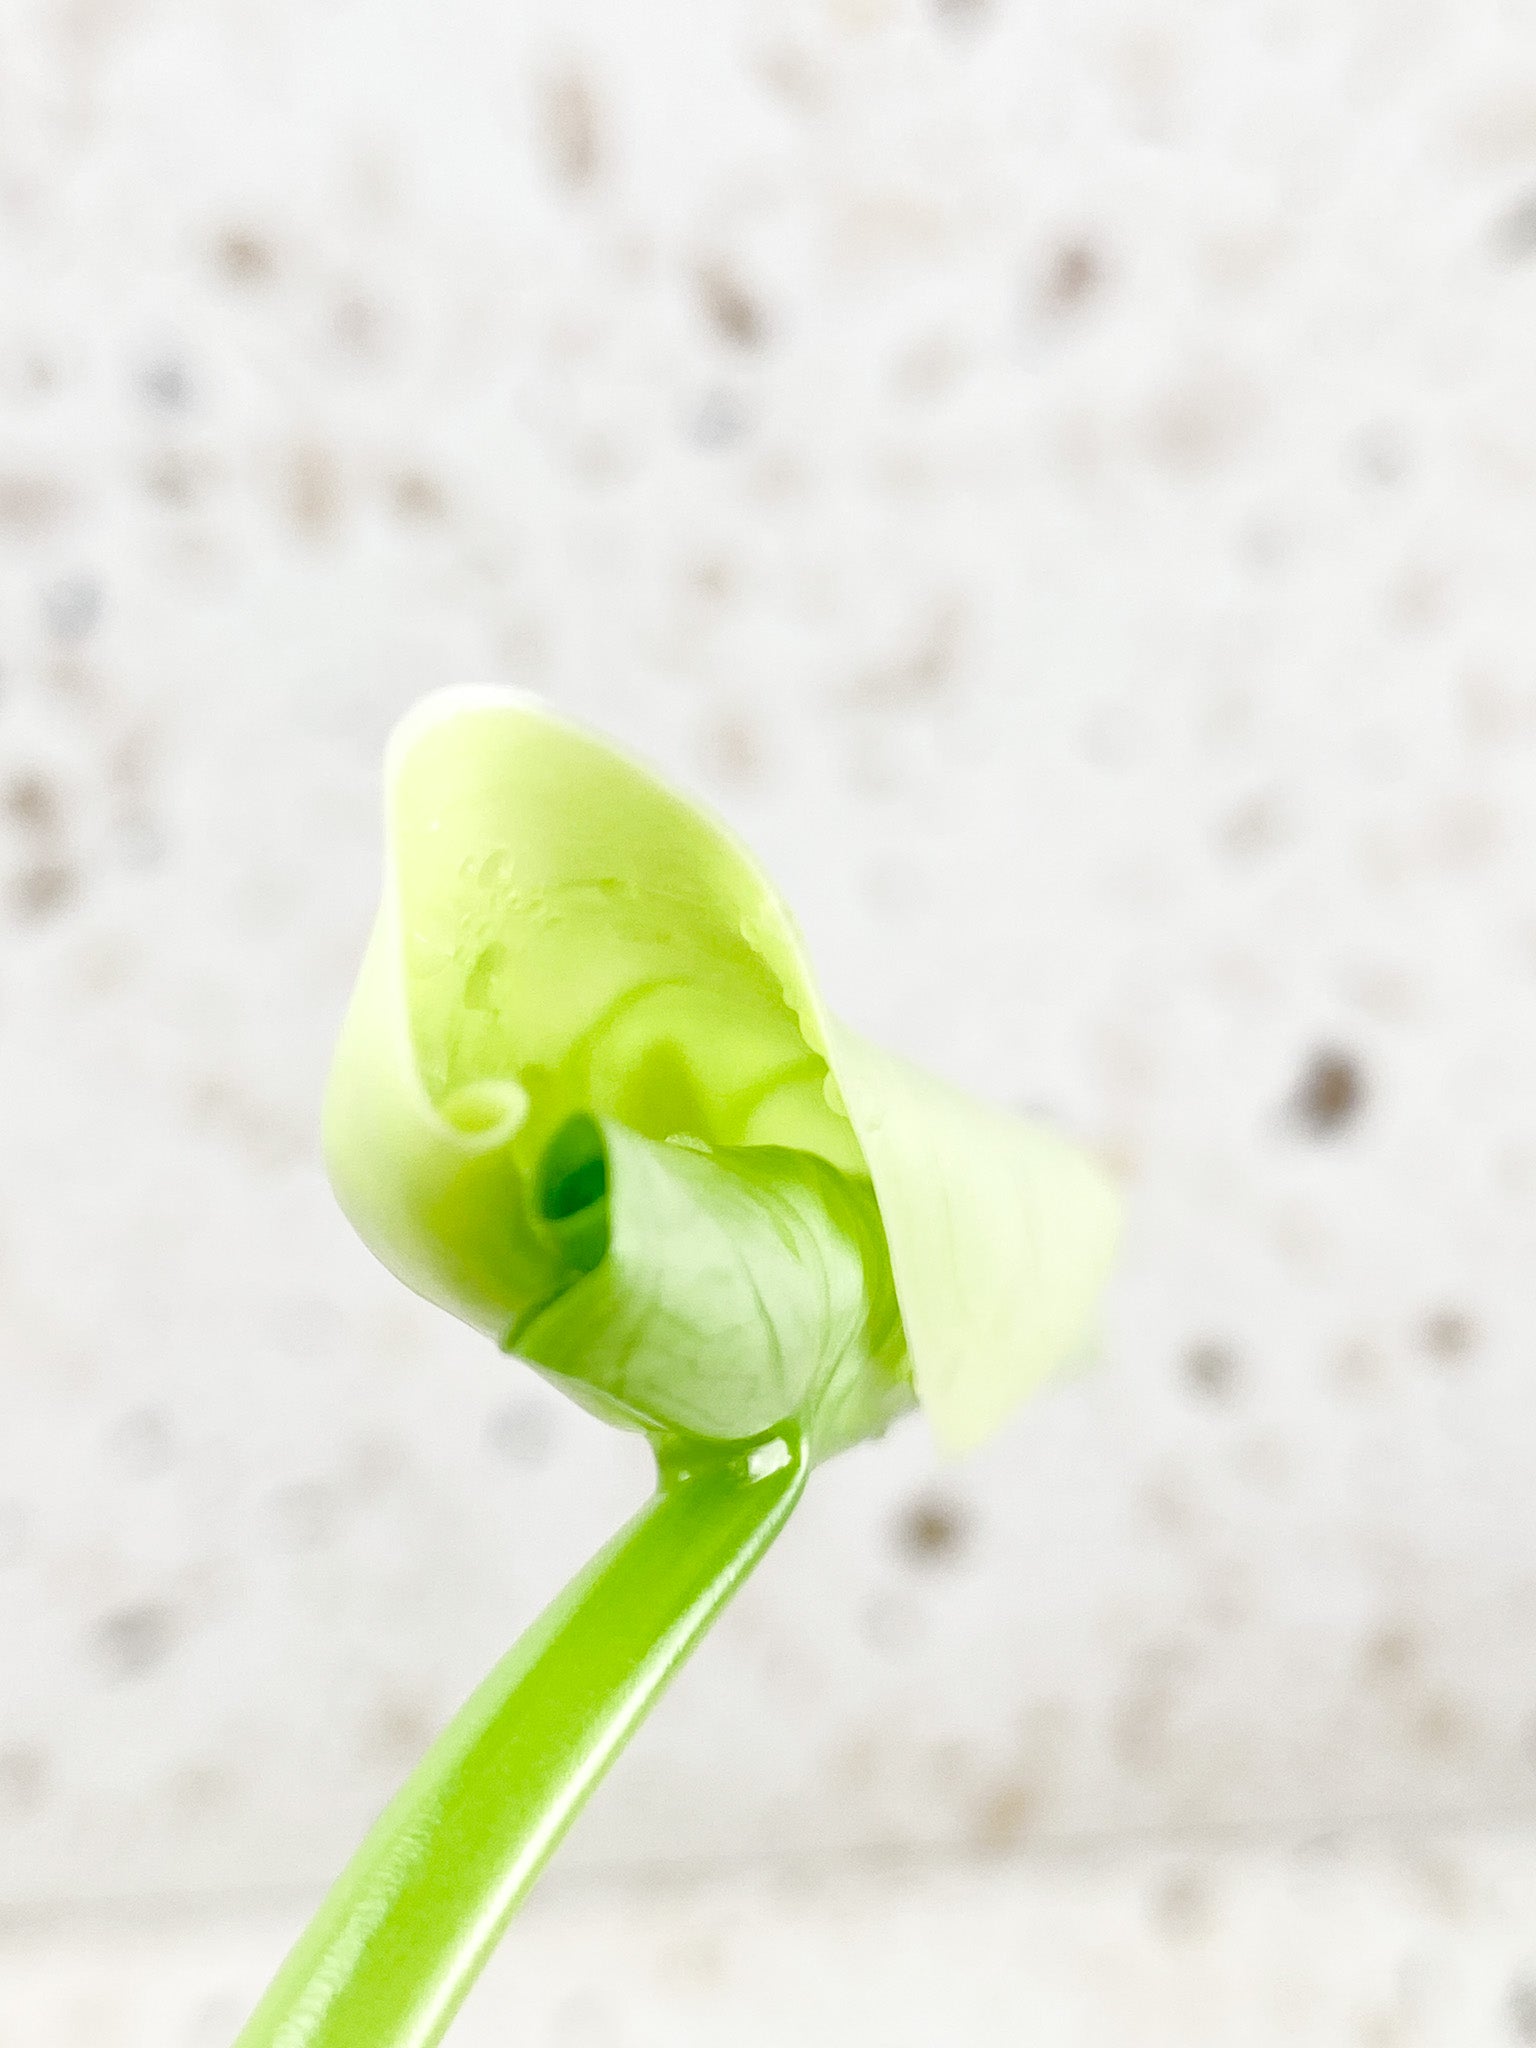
[514,1115,910,1459]
[823,1025,1121,1452]
[325,688,1120,1456]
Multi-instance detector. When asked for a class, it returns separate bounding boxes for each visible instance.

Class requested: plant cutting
[234,687,1120,2048]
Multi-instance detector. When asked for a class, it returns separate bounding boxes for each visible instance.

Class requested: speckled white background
[6,0,1536,2035]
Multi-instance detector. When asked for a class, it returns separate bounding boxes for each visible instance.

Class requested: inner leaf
[514,1117,914,1458]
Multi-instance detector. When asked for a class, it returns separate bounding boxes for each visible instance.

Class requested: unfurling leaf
[325,689,1119,1458]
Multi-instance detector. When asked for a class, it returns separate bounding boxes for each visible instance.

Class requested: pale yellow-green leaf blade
[821,1023,1122,1454]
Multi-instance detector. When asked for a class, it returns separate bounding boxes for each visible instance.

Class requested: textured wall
[5,0,1536,1929]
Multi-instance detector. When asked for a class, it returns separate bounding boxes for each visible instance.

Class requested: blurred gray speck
[143,447,206,507]
[1385,562,1453,636]
[106,1406,177,1478]
[19,351,59,395]
[41,573,101,640]
[141,357,193,409]
[1184,1340,1239,1401]
[169,1760,236,1818]
[1353,421,1411,486]
[1038,239,1105,316]
[1150,1864,1213,1940]
[972,1778,1039,1849]
[362,1695,438,1770]
[92,1600,178,1680]
[1422,1307,1478,1364]
[1143,370,1258,474]
[348,1431,411,1495]
[1492,190,1536,263]
[390,470,447,521]
[848,599,962,709]
[271,1478,343,1551]
[1412,1693,1472,1759]
[215,227,276,284]
[4,771,60,836]
[696,261,769,349]
[691,389,752,448]
[539,67,604,191]
[0,1500,30,1567]
[332,294,389,359]
[684,555,735,600]
[0,1743,49,1816]
[550,1990,618,2047]
[863,1589,920,1656]
[698,707,765,789]
[487,1399,558,1466]
[1361,1623,1420,1684]
[265,1292,346,1363]
[0,472,72,534]
[10,861,78,921]
[1509,1976,1536,2040]
[285,444,344,539]
[1216,792,1286,861]
[1113,1679,1173,1775]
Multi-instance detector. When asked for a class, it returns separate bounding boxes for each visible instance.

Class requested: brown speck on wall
[1289,1048,1366,1135]
[696,262,769,349]
[699,708,764,789]
[0,1745,48,1817]
[897,1497,969,1564]
[539,66,603,190]
[1150,1865,1212,1941]
[142,448,205,506]
[9,861,77,922]
[1038,239,1104,315]
[1361,1623,1420,1683]
[361,1697,439,1771]
[215,227,276,283]
[284,444,343,540]
[1422,1307,1478,1363]
[1412,1694,1473,1759]
[1111,1680,1173,1776]
[332,295,389,360]
[0,472,72,534]
[847,599,963,708]
[169,1761,237,1819]
[1142,368,1258,473]
[1215,792,1286,861]
[390,470,447,521]
[972,1779,1038,1850]
[3,772,59,836]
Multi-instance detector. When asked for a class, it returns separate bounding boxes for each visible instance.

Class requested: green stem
[233,1427,809,2048]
